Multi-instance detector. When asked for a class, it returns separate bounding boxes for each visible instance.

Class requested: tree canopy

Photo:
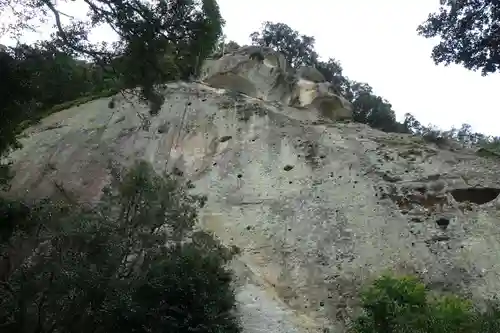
[418,0,500,75]
[1,0,224,114]
[0,161,241,333]
[250,21,319,68]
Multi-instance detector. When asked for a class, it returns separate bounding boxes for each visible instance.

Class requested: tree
[351,88,400,133]
[403,113,424,134]
[214,35,240,57]
[0,47,34,187]
[8,42,95,108]
[1,0,224,114]
[417,0,500,75]
[315,58,351,96]
[347,81,407,133]
[350,274,500,333]
[250,21,319,68]
[0,161,241,333]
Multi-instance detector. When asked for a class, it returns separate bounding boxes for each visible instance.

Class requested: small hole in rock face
[219,135,232,143]
[173,168,183,177]
[284,165,294,171]
[213,162,217,166]
[237,174,242,178]
[436,217,450,229]
[416,187,426,194]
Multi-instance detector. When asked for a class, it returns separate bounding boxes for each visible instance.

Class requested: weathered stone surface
[5,81,500,332]
[296,66,326,83]
[290,79,352,120]
[201,46,352,121]
[201,46,292,103]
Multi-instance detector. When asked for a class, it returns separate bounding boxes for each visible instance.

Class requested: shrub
[351,275,429,333]
[0,160,240,333]
[350,274,500,333]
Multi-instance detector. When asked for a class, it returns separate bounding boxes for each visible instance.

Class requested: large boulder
[200,46,292,103]
[200,46,353,121]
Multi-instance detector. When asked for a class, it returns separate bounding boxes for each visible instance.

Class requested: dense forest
[1,0,500,332]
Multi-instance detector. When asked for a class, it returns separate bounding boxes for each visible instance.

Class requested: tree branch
[41,0,111,57]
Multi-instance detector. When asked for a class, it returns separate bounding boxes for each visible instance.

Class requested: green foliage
[351,274,500,333]
[109,0,223,114]
[9,43,100,107]
[352,275,428,333]
[250,21,319,68]
[0,49,31,157]
[0,161,240,333]
[418,0,500,75]
[1,0,224,116]
[349,83,404,133]
[120,242,240,333]
[315,58,351,96]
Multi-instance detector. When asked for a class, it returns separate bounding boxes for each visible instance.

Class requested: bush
[0,160,241,333]
[350,274,500,333]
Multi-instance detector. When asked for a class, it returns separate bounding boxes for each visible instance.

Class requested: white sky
[1,0,499,136]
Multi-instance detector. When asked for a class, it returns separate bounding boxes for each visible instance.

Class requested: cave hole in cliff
[436,217,450,229]
[449,187,500,205]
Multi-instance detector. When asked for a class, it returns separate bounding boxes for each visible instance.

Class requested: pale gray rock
[4,80,500,332]
[296,66,326,83]
[200,46,353,121]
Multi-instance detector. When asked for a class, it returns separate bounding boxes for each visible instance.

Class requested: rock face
[201,46,352,121]
[5,61,500,332]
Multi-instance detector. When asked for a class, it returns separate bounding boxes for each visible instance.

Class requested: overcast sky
[2,0,499,136]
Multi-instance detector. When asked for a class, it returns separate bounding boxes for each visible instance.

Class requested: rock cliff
[5,47,500,332]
